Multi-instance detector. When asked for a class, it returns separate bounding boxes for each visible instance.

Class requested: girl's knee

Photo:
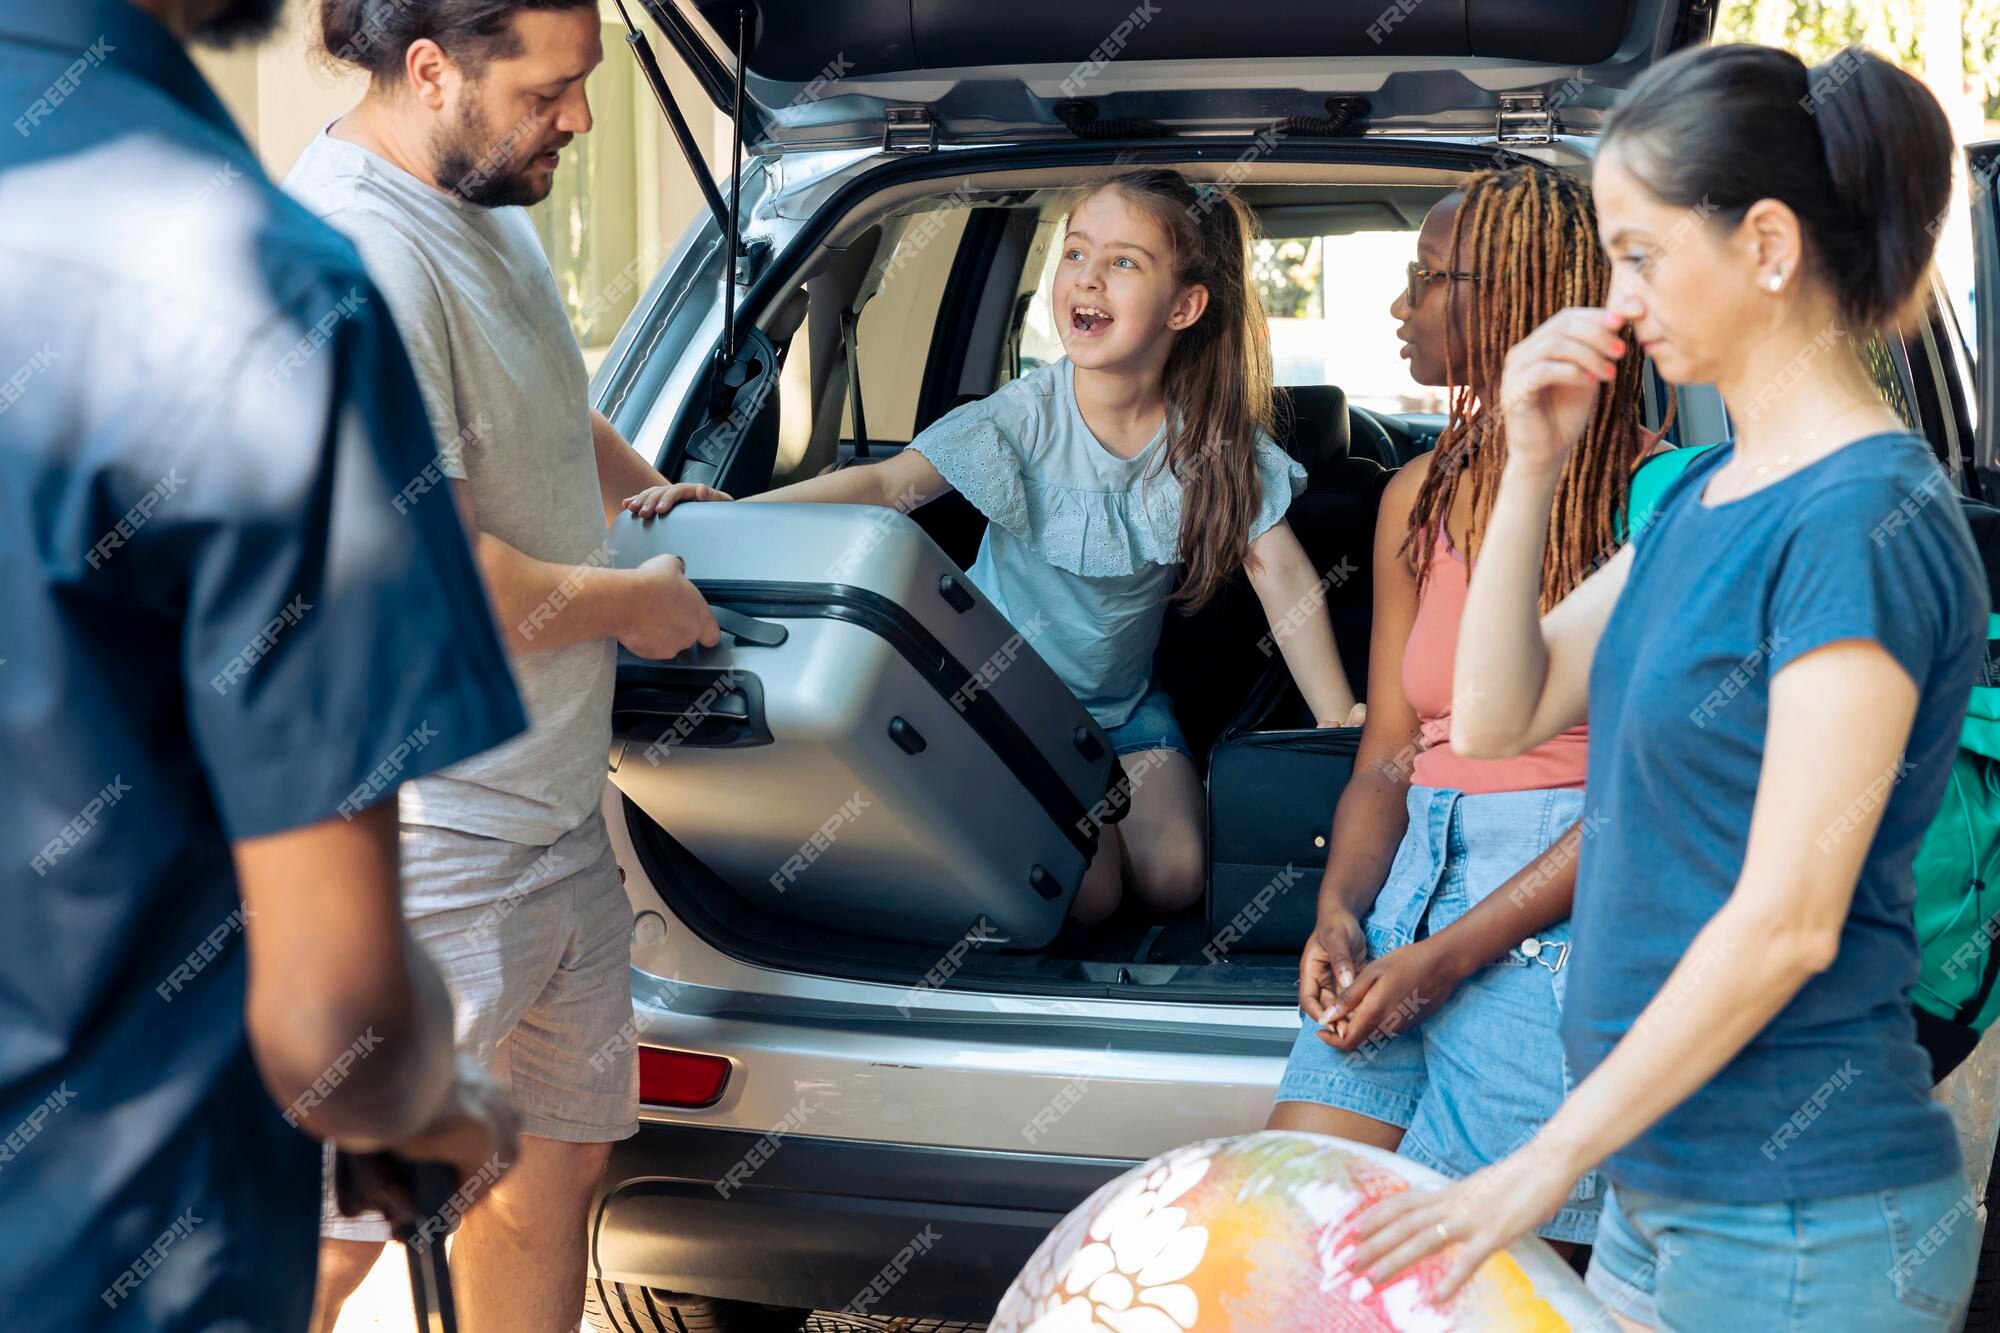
[1131,839,1204,914]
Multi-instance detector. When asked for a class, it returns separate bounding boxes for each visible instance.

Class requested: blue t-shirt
[1571,432,1987,1203]
[0,3,526,1327]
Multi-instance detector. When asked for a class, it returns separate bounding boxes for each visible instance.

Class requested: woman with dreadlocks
[1265,162,1658,1252]
[1349,47,1982,1328]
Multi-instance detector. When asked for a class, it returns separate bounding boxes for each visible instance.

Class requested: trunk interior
[614,147,1695,1003]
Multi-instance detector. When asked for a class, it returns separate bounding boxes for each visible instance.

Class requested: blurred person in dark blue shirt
[0,0,533,1327]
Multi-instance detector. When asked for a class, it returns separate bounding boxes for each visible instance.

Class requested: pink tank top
[1399,529,1588,793]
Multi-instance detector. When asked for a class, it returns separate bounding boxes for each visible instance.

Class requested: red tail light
[637,1047,731,1107]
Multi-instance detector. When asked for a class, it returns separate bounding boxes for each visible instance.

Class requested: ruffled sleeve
[906,397,1033,538]
[1250,430,1309,540]
[909,385,1181,578]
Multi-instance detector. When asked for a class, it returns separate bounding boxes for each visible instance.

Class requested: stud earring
[1762,269,1786,294]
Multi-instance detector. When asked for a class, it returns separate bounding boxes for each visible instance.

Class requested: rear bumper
[589,1121,1134,1321]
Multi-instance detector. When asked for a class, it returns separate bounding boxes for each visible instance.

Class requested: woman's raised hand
[1497,308,1629,475]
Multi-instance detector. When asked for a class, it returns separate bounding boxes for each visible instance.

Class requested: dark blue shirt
[0,3,526,1327]
[1571,433,1986,1203]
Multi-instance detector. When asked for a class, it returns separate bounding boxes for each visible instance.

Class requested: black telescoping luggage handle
[396,1162,460,1333]
[330,1152,462,1333]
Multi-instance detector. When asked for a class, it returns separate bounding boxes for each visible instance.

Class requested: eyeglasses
[1406,261,1482,307]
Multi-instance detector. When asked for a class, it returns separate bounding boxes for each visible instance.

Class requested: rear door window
[1014,224,1439,415]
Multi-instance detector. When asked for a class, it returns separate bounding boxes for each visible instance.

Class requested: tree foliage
[1715,0,2000,122]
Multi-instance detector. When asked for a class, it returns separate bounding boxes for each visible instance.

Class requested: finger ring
[1434,1221,1453,1244]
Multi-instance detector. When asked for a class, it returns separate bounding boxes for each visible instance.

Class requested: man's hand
[617,553,721,660]
[1299,905,1368,1024]
[337,1055,520,1222]
[624,481,732,520]
[386,1056,519,1185]
[1318,936,1462,1051]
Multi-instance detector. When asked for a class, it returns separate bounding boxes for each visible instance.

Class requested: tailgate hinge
[1495,92,1557,146]
[734,236,770,287]
[882,106,938,154]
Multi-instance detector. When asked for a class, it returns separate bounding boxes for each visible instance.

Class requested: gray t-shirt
[285,130,613,847]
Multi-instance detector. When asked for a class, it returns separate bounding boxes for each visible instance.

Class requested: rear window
[1255,231,1445,415]
[1020,225,1446,416]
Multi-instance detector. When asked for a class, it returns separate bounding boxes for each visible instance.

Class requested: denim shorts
[1273,784,1600,1243]
[1103,685,1191,759]
[1586,1171,1978,1330]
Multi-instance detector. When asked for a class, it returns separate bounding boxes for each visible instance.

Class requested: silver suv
[580,2,2000,1328]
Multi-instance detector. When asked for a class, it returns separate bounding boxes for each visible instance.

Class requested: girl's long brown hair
[1405,164,1666,609]
[1078,169,1275,612]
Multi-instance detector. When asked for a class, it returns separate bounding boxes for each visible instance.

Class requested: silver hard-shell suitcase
[605,502,1123,948]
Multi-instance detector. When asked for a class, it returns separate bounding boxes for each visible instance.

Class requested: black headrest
[1960,496,2000,613]
[1275,385,1351,471]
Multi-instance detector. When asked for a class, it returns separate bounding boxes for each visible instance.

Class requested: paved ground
[330,1244,583,1333]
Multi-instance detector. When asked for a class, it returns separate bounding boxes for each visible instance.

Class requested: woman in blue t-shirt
[1343,43,1988,1331]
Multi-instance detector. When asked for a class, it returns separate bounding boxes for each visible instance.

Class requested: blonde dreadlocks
[1402,164,1668,610]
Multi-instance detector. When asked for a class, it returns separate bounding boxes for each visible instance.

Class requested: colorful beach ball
[992,1131,1601,1331]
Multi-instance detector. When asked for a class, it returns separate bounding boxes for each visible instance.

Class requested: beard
[190,0,286,48]
[430,97,564,210]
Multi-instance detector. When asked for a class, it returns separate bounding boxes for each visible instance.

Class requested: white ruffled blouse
[909,358,1306,729]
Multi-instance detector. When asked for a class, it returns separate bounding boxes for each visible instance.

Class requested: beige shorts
[322,811,639,1243]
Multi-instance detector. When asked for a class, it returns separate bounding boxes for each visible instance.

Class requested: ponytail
[1602,43,1953,333]
[1806,47,1956,331]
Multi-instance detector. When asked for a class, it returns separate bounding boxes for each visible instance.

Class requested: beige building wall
[195,0,733,355]
[191,3,361,178]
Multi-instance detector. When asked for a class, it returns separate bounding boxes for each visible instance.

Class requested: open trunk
[603,150,1579,1003]
[638,0,1712,147]
[597,3,1728,1001]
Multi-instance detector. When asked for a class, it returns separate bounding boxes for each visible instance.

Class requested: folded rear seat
[1156,385,1390,764]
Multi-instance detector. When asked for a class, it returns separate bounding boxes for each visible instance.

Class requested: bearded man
[283,4,719,1329]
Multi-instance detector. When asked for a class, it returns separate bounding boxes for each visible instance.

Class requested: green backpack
[1908,645,2000,1033]
[1621,446,2000,1039]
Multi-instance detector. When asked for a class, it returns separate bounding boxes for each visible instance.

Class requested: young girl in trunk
[631,168,1362,923]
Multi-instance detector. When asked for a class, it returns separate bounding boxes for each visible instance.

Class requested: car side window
[842,206,972,447]
[1863,330,1922,434]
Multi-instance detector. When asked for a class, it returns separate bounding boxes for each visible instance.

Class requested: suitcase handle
[613,681,766,748]
[329,1152,462,1331]
[399,1161,461,1333]
[710,605,788,647]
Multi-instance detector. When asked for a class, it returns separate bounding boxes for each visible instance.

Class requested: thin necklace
[1728,398,1882,486]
